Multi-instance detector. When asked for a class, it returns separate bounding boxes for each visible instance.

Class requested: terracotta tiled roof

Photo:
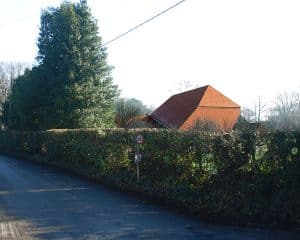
[150,85,240,129]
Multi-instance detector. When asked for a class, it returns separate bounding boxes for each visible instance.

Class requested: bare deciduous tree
[191,119,222,133]
[241,107,256,122]
[255,96,267,123]
[242,96,267,123]
[0,61,29,116]
[267,91,300,130]
[0,61,29,90]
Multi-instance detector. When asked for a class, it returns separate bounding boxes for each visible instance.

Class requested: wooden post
[136,164,140,184]
[135,134,144,184]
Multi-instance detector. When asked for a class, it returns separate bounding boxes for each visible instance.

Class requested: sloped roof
[150,85,240,129]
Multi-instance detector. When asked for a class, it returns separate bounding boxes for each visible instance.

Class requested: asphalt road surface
[0,155,298,240]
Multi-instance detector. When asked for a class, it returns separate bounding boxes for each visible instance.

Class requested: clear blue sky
[0,0,300,109]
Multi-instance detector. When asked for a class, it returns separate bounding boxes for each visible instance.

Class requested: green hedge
[0,129,299,228]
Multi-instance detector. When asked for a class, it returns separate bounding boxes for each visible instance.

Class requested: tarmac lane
[0,155,298,240]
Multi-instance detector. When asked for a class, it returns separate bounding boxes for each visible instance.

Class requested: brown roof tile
[150,85,240,129]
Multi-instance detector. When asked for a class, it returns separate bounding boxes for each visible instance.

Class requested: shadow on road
[0,155,299,239]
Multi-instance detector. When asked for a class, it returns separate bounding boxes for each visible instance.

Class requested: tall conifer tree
[36,0,118,128]
[3,0,118,130]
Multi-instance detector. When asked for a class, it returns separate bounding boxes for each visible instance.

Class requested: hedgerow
[0,129,299,228]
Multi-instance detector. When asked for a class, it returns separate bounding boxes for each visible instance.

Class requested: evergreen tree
[36,0,118,128]
[2,67,47,130]
[3,0,118,130]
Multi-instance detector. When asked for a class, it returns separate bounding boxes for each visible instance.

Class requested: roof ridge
[198,85,240,108]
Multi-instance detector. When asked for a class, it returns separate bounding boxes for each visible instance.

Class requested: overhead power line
[103,0,187,46]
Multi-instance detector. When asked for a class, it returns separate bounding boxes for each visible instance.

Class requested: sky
[0,0,300,109]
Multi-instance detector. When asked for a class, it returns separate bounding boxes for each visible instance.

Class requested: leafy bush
[0,129,299,228]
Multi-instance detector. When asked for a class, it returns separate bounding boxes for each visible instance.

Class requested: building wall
[181,107,241,132]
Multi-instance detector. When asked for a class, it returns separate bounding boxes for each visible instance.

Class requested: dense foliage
[0,129,299,228]
[2,0,118,130]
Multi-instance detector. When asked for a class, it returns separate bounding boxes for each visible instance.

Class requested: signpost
[135,134,144,184]
[136,134,144,144]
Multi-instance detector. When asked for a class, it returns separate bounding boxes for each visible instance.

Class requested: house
[149,85,240,132]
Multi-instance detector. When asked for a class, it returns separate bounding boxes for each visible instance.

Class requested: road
[0,155,298,240]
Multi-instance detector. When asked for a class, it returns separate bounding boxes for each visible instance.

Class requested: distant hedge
[0,129,299,228]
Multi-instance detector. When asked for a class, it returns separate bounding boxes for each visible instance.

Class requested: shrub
[114,99,147,128]
[0,129,299,228]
